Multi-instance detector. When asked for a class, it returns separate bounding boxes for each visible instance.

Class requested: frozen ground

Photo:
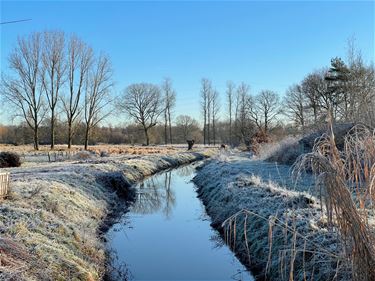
[0,143,217,165]
[0,148,216,281]
[193,150,350,281]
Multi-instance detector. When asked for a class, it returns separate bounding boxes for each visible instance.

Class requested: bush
[258,137,302,165]
[262,123,356,165]
[0,152,21,168]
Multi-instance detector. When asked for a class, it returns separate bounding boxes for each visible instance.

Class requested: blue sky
[1,0,374,125]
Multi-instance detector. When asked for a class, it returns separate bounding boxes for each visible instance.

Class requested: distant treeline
[0,119,202,146]
[0,31,374,150]
[0,119,291,147]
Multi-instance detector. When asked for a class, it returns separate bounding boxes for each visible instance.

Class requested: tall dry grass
[294,122,375,281]
[219,121,375,280]
[222,208,343,281]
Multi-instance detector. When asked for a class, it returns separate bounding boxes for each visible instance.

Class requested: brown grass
[0,144,179,155]
[294,122,375,281]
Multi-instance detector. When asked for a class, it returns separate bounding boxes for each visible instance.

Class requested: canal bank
[192,152,350,281]
[106,164,254,281]
[0,149,216,280]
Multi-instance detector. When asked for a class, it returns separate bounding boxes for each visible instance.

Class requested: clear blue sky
[1,0,374,125]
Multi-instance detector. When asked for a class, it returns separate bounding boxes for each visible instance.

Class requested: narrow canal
[107,164,254,281]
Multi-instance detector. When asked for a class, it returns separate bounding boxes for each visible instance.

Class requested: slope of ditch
[193,152,350,281]
[0,149,215,281]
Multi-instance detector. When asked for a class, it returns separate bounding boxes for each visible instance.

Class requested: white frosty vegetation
[0,149,215,280]
[193,151,351,281]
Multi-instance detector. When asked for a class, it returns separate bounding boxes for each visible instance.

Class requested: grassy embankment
[0,147,216,281]
[194,125,375,281]
[193,152,346,281]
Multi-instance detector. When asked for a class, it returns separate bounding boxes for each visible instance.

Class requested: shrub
[259,137,302,165]
[0,152,21,168]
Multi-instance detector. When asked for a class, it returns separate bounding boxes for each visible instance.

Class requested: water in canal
[107,164,254,281]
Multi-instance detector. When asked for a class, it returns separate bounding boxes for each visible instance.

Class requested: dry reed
[293,122,375,281]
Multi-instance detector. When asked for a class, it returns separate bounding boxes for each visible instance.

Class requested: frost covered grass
[193,151,351,281]
[258,136,302,165]
[0,148,216,280]
[0,143,212,156]
[0,144,189,165]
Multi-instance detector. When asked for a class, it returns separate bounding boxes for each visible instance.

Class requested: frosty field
[0,146,215,280]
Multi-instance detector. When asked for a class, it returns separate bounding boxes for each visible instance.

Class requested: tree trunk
[164,111,168,145]
[84,125,90,150]
[229,118,232,146]
[313,106,318,123]
[229,97,232,146]
[207,122,210,145]
[213,120,216,145]
[50,110,55,149]
[34,126,39,151]
[168,108,172,144]
[67,121,72,149]
[144,127,150,146]
[203,116,206,145]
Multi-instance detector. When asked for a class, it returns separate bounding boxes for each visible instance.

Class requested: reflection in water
[131,171,176,217]
[131,165,197,217]
[175,164,196,177]
[107,165,254,281]
[210,233,226,249]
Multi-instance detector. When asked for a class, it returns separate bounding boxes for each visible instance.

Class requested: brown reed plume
[294,120,375,281]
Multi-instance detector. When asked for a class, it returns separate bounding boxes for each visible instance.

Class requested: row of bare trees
[230,84,281,145]
[200,79,221,145]
[284,43,375,131]
[0,30,185,149]
[201,79,282,146]
[1,31,113,150]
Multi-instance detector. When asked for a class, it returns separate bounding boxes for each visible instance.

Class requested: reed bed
[293,123,375,281]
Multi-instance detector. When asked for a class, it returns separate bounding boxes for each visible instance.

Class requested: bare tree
[83,53,113,150]
[349,63,375,125]
[302,72,322,123]
[236,82,253,143]
[41,31,66,149]
[119,83,163,145]
[211,89,220,145]
[175,115,199,140]
[200,78,212,145]
[61,36,93,149]
[284,84,308,131]
[302,69,334,122]
[1,32,46,150]
[345,40,375,124]
[207,86,213,145]
[161,78,176,144]
[252,90,281,133]
[226,81,235,146]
